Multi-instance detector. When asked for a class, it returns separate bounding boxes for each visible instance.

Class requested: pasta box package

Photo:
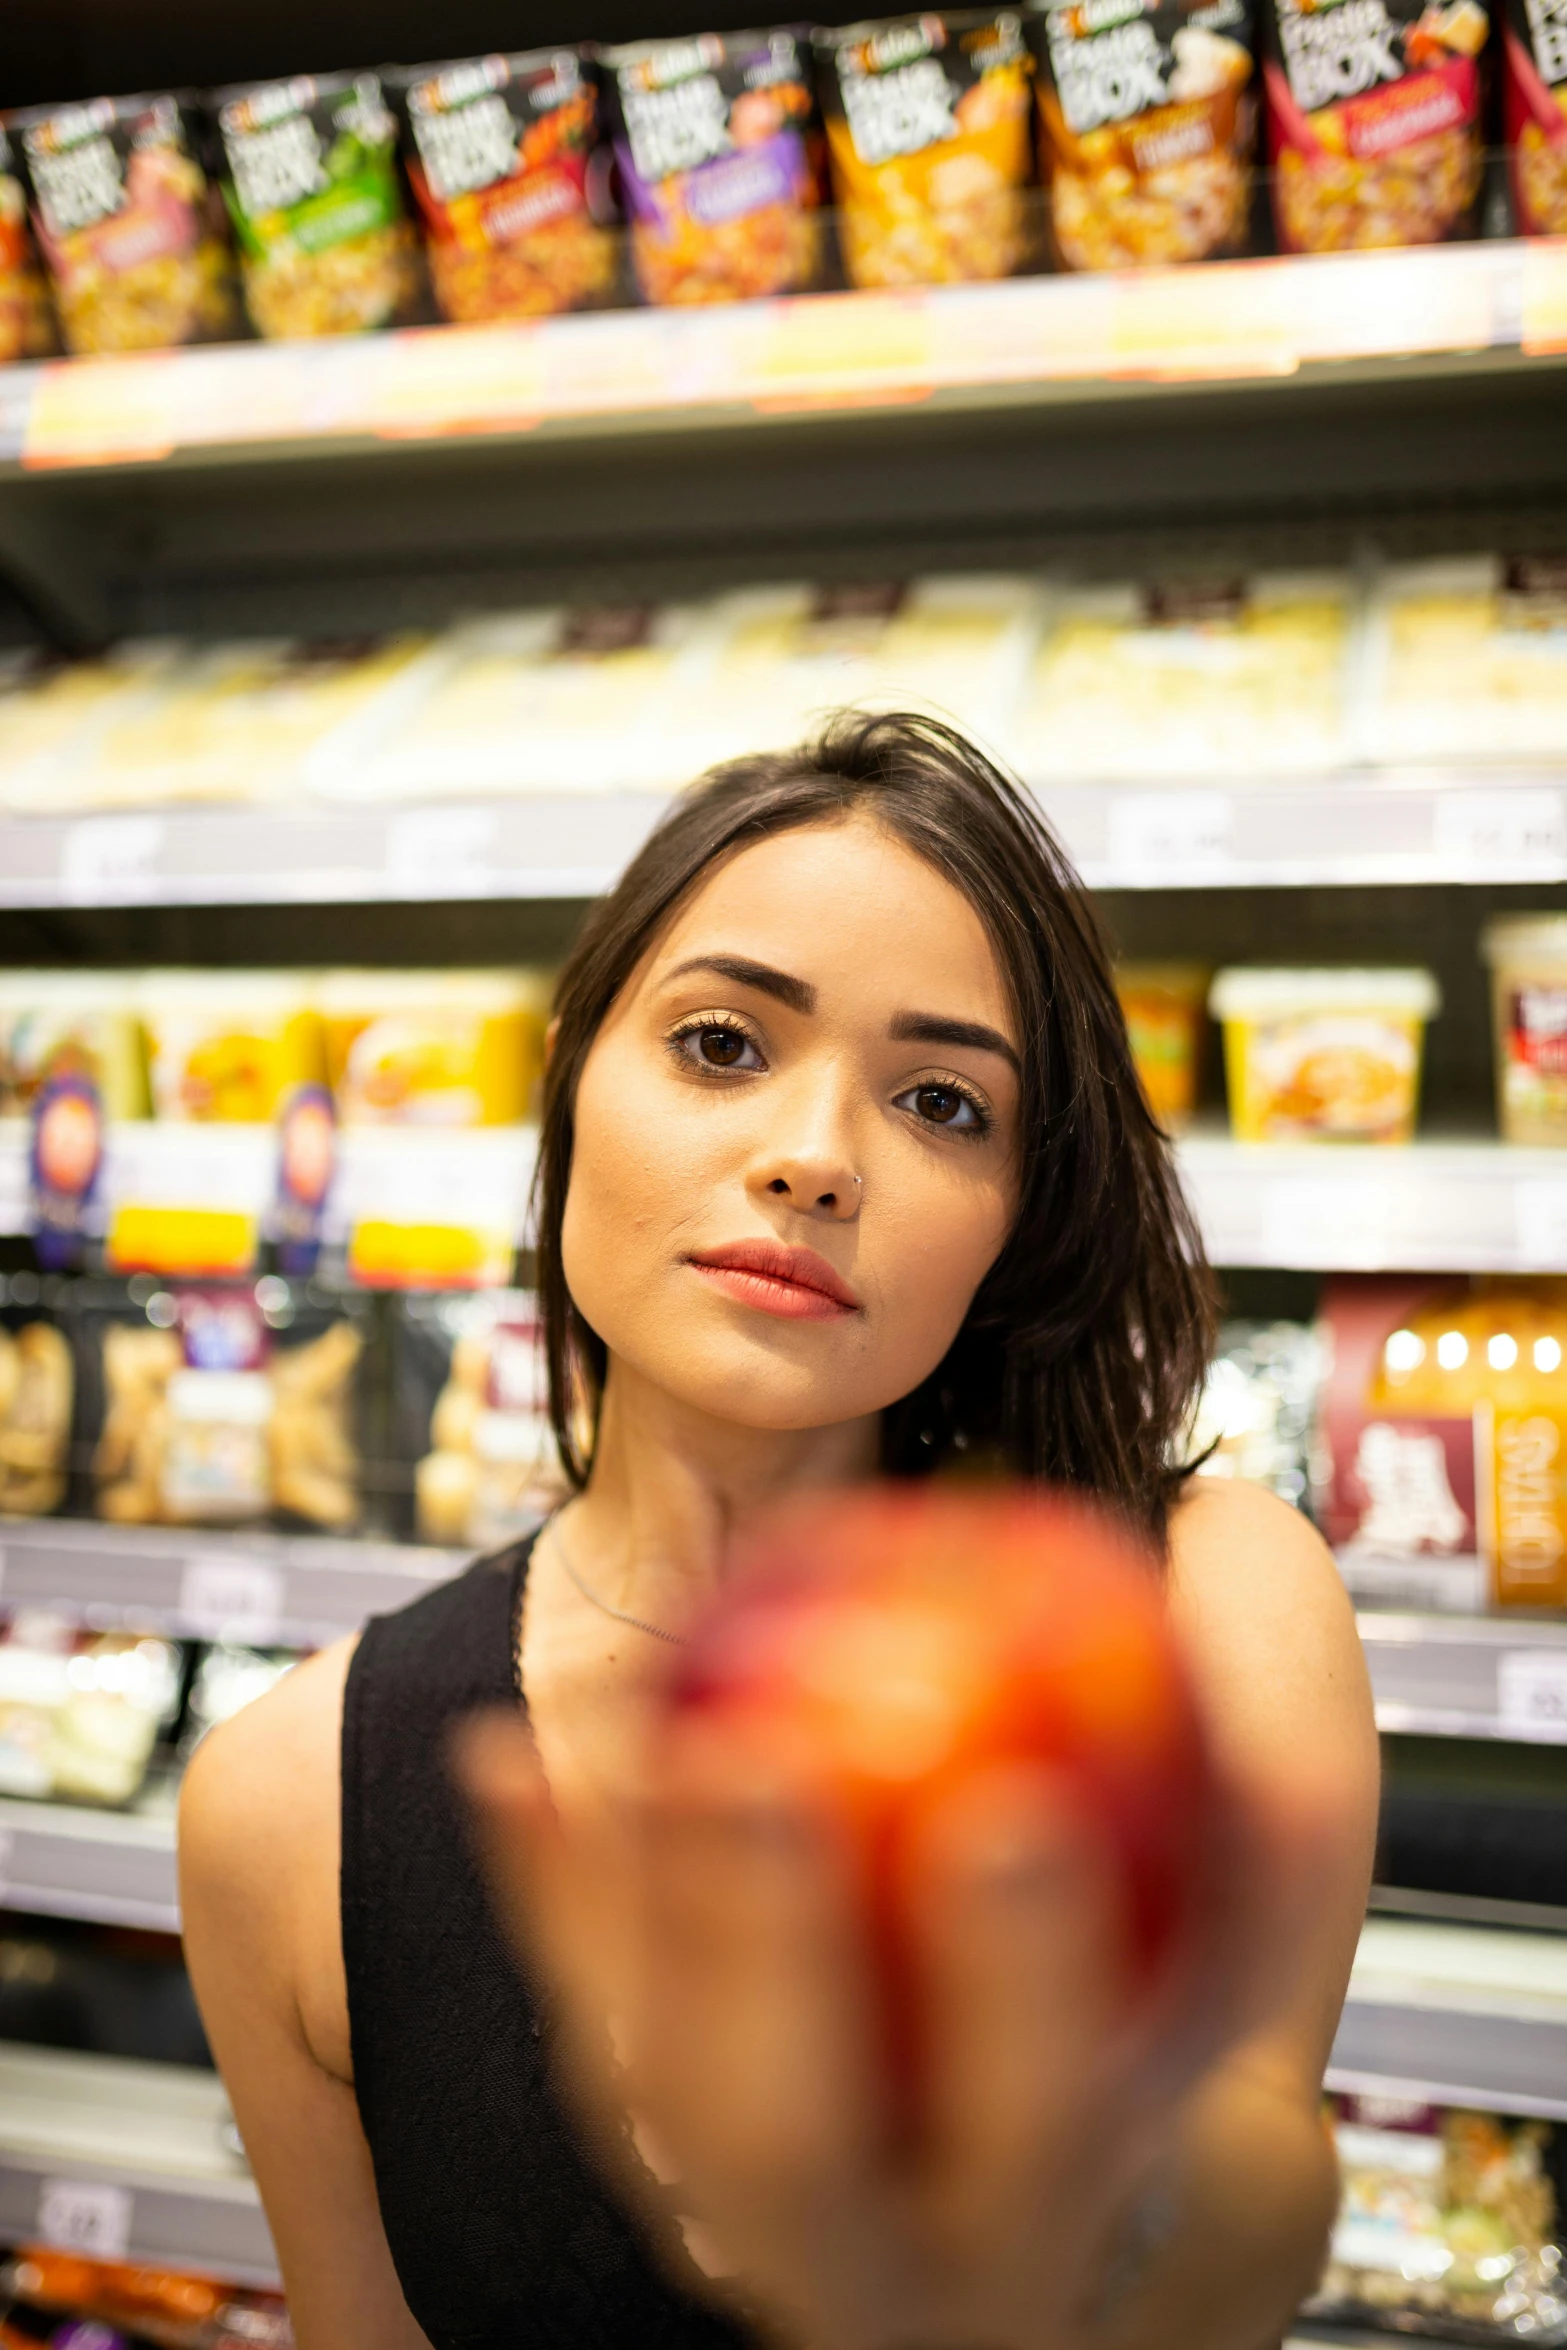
[392,49,616,321]
[8,89,234,355]
[816,11,1037,286]
[1504,0,1567,234]
[1026,0,1257,269]
[210,69,420,339]
[600,27,823,305]
[1259,0,1490,251]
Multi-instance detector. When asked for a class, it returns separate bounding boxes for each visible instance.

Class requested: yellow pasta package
[1026,0,1256,268]
[817,12,1037,287]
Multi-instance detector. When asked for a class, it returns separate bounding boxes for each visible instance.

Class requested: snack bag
[0,125,55,360]
[1027,0,1256,268]
[406,1291,564,1547]
[818,11,1037,285]
[602,28,822,304]
[0,1314,74,1520]
[1506,0,1567,231]
[10,91,234,355]
[1260,0,1489,250]
[395,49,616,321]
[213,71,420,339]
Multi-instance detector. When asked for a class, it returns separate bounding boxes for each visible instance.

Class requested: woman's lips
[686,1239,861,1322]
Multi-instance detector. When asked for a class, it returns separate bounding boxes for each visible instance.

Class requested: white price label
[1263,1178,1391,1270]
[1515,1180,1567,1271]
[1106,791,1234,877]
[385,807,500,897]
[1497,1649,1567,1740]
[1433,789,1567,875]
[60,815,166,906]
[36,2177,133,2259]
[177,1553,285,1644]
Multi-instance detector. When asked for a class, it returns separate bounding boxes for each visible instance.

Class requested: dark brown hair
[535,710,1214,1542]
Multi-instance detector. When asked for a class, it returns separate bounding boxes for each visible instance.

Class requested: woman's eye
[676,1023,764,1072]
[897,1082,986,1133]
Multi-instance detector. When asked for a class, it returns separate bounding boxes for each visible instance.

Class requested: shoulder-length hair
[534,710,1214,1543]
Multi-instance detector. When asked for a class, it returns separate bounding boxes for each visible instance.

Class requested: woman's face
[562,814,1021,1434]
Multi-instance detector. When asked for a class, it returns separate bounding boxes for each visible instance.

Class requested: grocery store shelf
[0,1519,466,1649]
[0,773,1560,911]
[1360,1610,1567,1745]
[1182,1135,1567,1275]
[1329,1918,1567,2121]
[0,1793,177,1933]
[1,239,1563,479]
[0,2043,275,2283]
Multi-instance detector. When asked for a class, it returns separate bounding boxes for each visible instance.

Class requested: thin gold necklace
[549,1517,690,1647]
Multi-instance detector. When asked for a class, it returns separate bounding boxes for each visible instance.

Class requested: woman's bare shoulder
[178,1635,358,2080]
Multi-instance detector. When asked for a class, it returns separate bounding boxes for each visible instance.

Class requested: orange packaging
[1261,0,1489,251]
[1027,0,1257,269]
[817,11,1037,286]
[1116,963,1208,1126]
[1478,1400,1567,1607]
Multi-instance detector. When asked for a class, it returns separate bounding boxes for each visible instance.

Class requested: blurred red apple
[662,1485,1214,2122]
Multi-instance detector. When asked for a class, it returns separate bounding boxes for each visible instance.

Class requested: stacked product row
[0,2250,291,2350]
[0,0,1559,362]
[3,557,1567,811]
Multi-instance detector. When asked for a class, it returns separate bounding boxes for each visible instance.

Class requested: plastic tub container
[317,970,551,1127]
[139,972,325,1123]
[1483,916,1567,1147]
[1209,967,1440,1144]
[1115,964,1208,1129]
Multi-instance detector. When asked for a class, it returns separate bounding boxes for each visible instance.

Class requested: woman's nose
[750,1143,862,1221]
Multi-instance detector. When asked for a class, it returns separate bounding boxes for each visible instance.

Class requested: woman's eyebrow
[890,1012,1021,1073]
[664,954,816,1013]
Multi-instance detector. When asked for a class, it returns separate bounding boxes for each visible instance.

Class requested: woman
[181,712,1377,2350]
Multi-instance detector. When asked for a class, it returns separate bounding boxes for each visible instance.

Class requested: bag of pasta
[212,70,420,339]
[601,27,822,305]
[393,49,616,322]
[1027,0,1256,268]
[817,11,1037,287]
[9,91,234,355]
[1260,0,1489,251]
[0,124,54,360]
[1504,0,1567,235]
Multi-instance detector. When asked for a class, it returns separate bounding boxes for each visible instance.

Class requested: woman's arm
[178,1643,433,2350]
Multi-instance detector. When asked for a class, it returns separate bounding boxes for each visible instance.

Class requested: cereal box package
[1260,0,1489,249]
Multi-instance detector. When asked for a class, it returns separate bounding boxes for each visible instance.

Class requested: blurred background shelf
[1329,1919,1567,2122]
[0,1795,177,1935]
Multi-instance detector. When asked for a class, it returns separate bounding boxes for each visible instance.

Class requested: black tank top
[340,1541,756,2350]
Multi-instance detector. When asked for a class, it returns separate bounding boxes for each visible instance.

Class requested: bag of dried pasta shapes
[1260,0,1490,250]
[1026,0,1256,268]
[211,70,420,339]
[1307,2095,1567,2343]
[8,91,234,355]
[0,125,54,359]
[1504,0,1567,234]
[601,28,822,305]
[393,50,616,321]
[818,12,1037,284]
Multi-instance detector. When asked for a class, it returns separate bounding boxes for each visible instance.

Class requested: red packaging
[1260,0,1489,251]
[1504,0,1567,233]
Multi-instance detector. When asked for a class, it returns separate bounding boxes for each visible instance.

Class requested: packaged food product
[817,12,1036,286]
[212,71,420,339]
[138,972,324,1124]
[1260,0,1489,251]
[318,968,550,1126]
[1210,967,1438,1143]
[1485,917,1567,1148]
[1115,963,1208,1127]
[1014,573,1355,781]
[1368,557,1567,765]
[179,1641,299,1755]
[8,92,234,354]
[409,1291,563,1547]
[0,124,55,360]
[601,27,821,305]
[0,643,183,816]
[1186,1319,1327,1509]
[77,635,431,807]
[1027,0,1256,269]
[341,603,702,799]
[1316,1275,1567,1609]
[2,2249,294,2350]
[0,975,147,1121]
[680,575,1046,770]
[1506,0,1567,233]
[0,1316,74,1519]
[1307,2096,1567,2342]
[0,1613,182,1805]
[92,1281,364,1531]
[394,49,615,322]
